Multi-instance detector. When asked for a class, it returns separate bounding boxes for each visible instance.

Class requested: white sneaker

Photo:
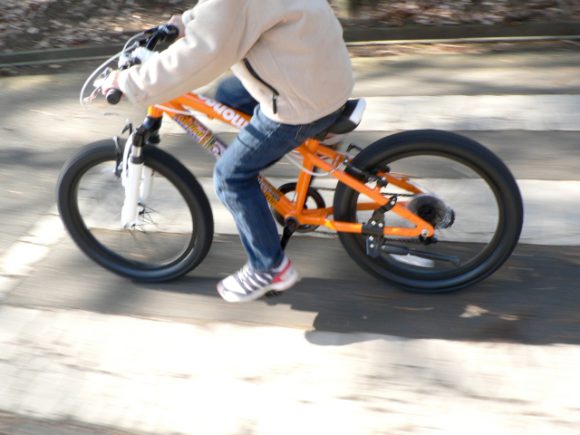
[217,256,300,303]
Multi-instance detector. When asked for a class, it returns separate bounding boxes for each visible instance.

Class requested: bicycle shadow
[259,243,580,347]
[120,234,580,348]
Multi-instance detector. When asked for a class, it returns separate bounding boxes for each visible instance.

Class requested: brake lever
[80,25,179,107]
[83,87,101,105]
[143,24,179,50]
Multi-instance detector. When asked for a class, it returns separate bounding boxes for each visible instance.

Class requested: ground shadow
[6,233,580,347]
[152,238,580,346]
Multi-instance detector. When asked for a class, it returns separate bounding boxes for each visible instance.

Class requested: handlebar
[106,88,124,105]
[144,24,179,49]
[103,24,180,105]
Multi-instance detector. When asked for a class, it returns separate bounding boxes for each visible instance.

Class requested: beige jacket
[119,0,354,124]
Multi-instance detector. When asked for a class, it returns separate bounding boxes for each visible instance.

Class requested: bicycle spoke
[77,162,195,267]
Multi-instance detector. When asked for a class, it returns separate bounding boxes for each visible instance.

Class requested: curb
[0,46,121,68]
[1,21,579,68]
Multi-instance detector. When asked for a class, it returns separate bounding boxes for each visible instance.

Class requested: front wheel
[333,130,523,293]
[57,139,214,282]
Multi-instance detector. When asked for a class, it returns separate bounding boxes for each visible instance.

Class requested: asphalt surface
[1,44,580,434]
[3,233,580,345]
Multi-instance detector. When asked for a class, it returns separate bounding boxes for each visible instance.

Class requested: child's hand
[101,70,122,100]
[168,15,186,39]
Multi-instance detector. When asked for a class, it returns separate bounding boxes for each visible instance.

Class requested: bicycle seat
[326,98,367,135]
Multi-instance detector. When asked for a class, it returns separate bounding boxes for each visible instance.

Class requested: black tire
[333,130,523,293]
[57,139,214,282]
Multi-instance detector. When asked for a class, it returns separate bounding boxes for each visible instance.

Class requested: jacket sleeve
[119,0,257,107]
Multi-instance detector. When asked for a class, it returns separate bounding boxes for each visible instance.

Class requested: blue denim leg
[214,106,342,272]
[215,76,258,116]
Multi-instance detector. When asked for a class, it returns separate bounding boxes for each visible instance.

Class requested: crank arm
[381,244,461,266]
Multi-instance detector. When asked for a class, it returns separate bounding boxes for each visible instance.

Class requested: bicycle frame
[142,92,434,239]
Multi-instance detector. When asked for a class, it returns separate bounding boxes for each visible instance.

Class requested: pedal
[265,290,284,298]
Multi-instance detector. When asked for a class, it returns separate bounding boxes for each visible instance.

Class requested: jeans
[214,103,342,272]
[215,76,258,116]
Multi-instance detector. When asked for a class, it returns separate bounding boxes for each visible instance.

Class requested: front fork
[119,116,161,228]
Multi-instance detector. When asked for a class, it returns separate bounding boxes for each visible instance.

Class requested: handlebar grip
[106,88,123,105]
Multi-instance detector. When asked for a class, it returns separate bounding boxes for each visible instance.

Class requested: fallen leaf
[460,304,489,318]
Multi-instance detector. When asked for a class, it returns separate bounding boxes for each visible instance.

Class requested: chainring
[272,182,326,233]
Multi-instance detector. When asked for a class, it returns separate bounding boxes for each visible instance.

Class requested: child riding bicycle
[103,0,355,302]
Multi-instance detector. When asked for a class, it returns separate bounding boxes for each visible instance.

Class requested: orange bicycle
[57,26,523,293]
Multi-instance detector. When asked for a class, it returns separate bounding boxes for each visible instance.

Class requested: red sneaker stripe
[273,261,292,283]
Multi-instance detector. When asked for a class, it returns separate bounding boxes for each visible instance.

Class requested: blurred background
[1,0,580,52]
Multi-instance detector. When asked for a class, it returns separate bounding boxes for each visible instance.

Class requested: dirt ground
[1,0,579,52]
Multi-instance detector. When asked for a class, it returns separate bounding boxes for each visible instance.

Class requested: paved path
[1,304,579,435]
[1,46,580,434]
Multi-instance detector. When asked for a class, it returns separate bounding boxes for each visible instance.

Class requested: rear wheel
[57,139,214,282]
[333,130,523,293]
